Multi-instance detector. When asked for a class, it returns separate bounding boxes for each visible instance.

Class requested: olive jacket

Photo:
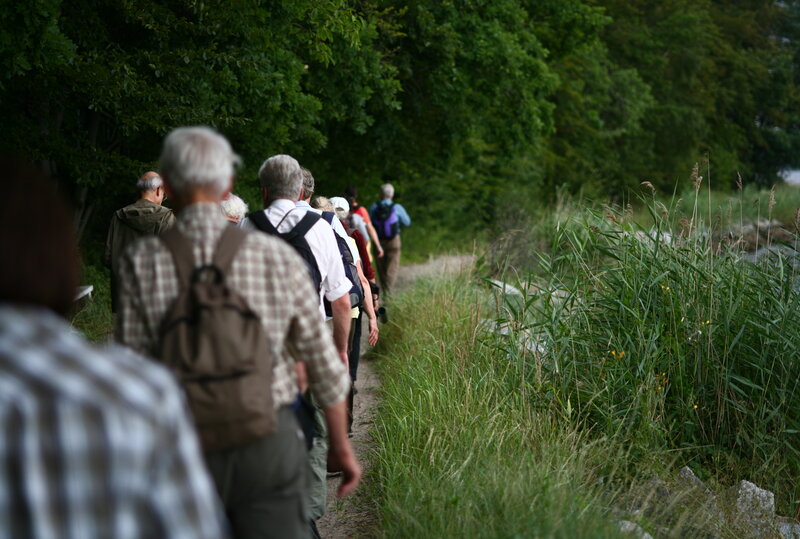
[104,199,175,311]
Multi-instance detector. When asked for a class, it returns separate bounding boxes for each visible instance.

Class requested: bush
[491,196,800,512]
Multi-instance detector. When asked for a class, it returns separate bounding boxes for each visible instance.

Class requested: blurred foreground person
[104,171,175,311]
[0,159,225,538]
[116,127,360,538]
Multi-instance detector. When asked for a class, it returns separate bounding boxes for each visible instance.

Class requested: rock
[477,320,548,357]
[734,480,775,518]
[729,480,776,537]
[644,476,671,504]
[777,517,800,538]
[618,520,653,539]
[487,278,523,297]
[625,476,671,517]
[677,466,705,489]
[648,229,673,245]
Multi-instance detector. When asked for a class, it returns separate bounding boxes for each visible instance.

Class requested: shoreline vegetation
[370,179,800,536]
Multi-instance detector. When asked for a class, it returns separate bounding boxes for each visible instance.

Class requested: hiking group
[0,126,410,538]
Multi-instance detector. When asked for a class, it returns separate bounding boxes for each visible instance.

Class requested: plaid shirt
[115,202,349,409]
[0,305,225,538]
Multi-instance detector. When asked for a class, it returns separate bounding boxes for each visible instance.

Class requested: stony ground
[318,254,475,538]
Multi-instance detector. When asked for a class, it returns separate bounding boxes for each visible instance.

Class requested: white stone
[487,278,523,297]
[777,517,800,538]
[618,520,653,539]
[677,466,704,489]
[735,480,775,518]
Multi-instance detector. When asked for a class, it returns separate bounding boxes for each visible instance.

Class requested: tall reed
[494,193,800,512]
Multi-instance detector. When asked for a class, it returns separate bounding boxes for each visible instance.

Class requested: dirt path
[318,254,475,538]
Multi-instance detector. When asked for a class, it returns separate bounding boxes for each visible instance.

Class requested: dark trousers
[349,310,363,382]
[347,311,363,433]
[375,235,401,294]
[205,407,308,539]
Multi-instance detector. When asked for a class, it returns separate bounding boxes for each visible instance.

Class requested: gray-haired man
[369,183,411,294]
[104,171,175,311]
[116,127,360,538]
[244,156,354,534]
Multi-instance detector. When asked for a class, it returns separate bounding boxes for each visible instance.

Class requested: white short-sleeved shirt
[296,201,360,262]
[344,235,362,318]
[245,199,351,318]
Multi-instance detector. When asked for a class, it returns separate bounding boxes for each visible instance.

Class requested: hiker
[343,196,369,242]
[369,182,411,294]
[329,196,380,434]
[299,168,359,263]
[245,156,352,365]
[344,185,383,257]
[243,156,354,535]
[115,128,360,538]
[104,171,175,312]
[0,158,225,537]
[220,192,249,224]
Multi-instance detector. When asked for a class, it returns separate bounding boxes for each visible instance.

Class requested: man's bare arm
[366,221,384,258]
[331,294,352,366]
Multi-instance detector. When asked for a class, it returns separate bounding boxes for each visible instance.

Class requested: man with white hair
[116,127,360,538]
[248,156,352,364]
[220,192,249,224]
[369,182,411,294]
[245,157,354,534]
[104,170,175,311]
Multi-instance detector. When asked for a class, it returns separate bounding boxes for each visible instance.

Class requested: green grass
[372,277,623,537]
[401,224,485,265]
[70,263,114,342]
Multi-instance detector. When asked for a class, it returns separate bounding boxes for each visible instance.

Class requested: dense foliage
[3,0,800,251]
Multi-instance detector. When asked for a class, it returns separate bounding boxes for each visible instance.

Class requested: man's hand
[368,317,379,346]
[377,246,385,258]
[324,400,362,497]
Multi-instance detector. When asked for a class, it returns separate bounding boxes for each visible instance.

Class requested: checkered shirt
[0,304,226,538]
[115,202,349,409]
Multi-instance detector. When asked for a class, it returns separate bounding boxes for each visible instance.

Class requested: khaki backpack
[158,225,275,453]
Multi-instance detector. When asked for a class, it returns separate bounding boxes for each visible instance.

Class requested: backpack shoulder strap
[212,226,248,274]
[160,226,195,283]
[249,210,278,235]
[286,212,320,240]
[321,211,335,225]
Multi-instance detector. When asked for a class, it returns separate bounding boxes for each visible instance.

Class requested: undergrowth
[372,276,622,537]
[70,263,114,342]
[484,175,800,515]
